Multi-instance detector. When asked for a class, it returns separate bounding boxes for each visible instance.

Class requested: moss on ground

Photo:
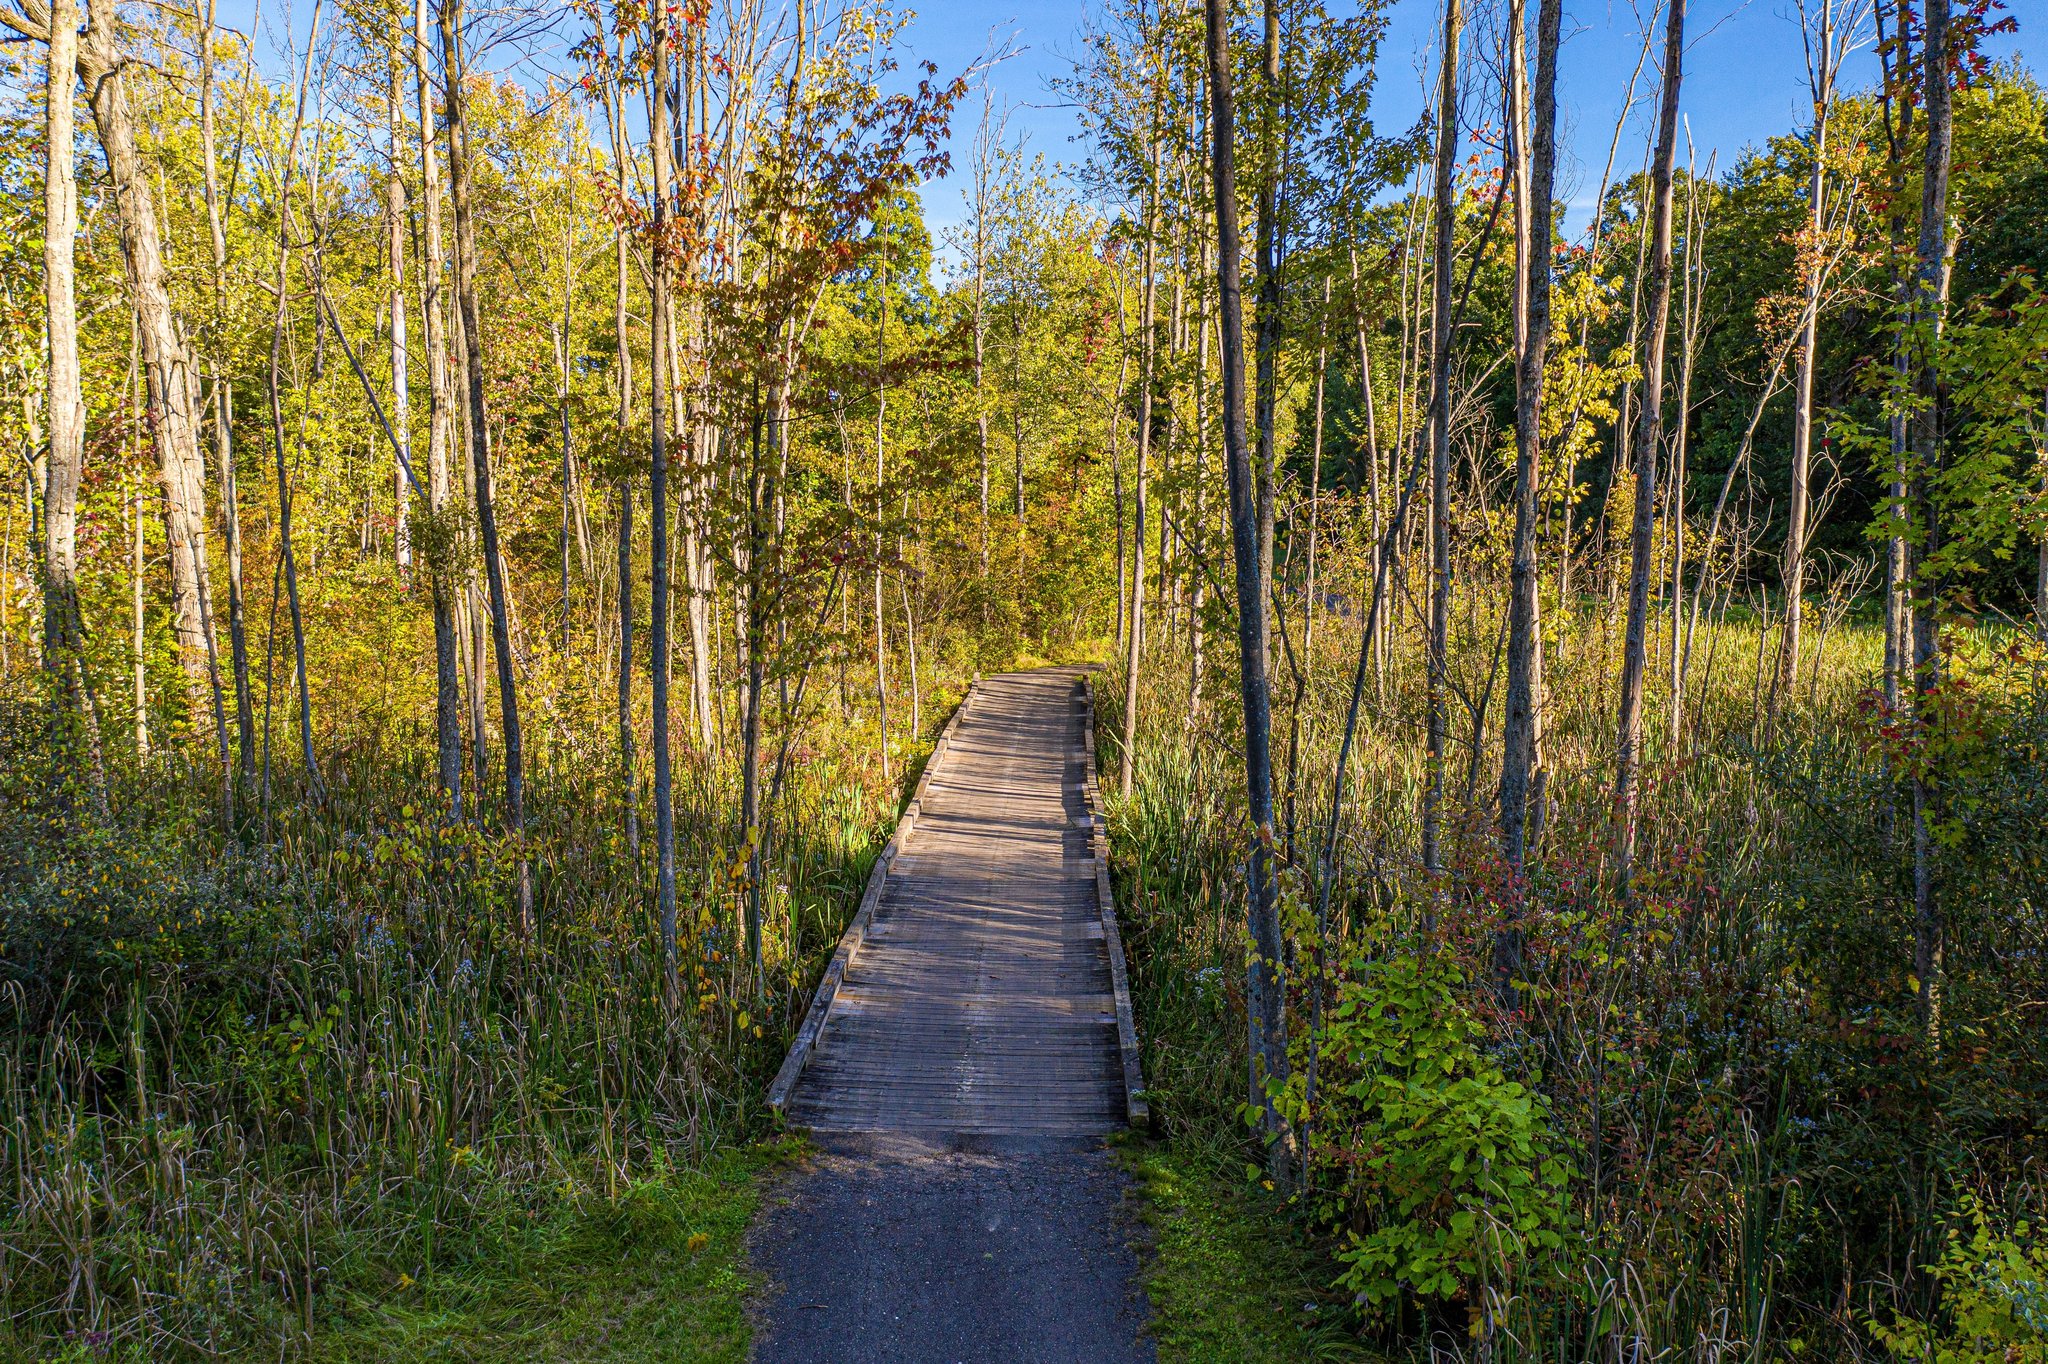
[1121,1141,1375,1363]
[297,1141,797,1364]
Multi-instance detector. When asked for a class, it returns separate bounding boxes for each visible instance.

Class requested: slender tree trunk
[413,0,461,817]
[1304,278,1329,660]
[604,79,637,854]
[198,0,254,791]
[389,51,412,574]
[1910,0,1954,1046]
[41,0,83,727]
[215,376,252,785]
[1203,0,1287,1185]
[648,16,679,1013]
[442,0,530,933]
[1120,90,1163,802]
[1613,0,1686,892]
[69,0,226,753]
[874,254,892,784]
[263,5,323,801]
[1252,0,1282,668]
[132,484,146,757]
[1774,1,1835,727]
[1422,0,1463,879]
[1189,230,1211,715]
[972,95,995,582]
[1501,0,1560,884]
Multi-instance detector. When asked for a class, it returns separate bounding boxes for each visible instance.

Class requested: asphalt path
[750,1134,1155,1364]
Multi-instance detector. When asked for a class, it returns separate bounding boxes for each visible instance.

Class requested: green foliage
[1321,948,1571,1312]
[1121,1142,1372,1363]
[1869,1197,2048,1362]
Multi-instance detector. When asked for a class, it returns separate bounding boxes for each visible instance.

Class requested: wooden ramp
[770,668,1144,1140]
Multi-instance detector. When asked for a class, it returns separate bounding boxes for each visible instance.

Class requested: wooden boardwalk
[770,668,1143,1140]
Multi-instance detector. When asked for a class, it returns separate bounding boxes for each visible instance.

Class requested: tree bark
[389,48,413,574]
[601,71,638,854]
[648,13,679,1013]
[41,0,82,725]
[1203,0,1288,1185]
[1252,0,1281,670]
[1613,0,1686,892]
[1119,82,1163,802]
[198,0,254,791]
[1773,0,1837,728]
[414,0,461,817]
[1500,0,1560,886]
[1422,0,1463,879]
[1910,0,1954,1046]
[442,0,531,933]
[37,0,229,752]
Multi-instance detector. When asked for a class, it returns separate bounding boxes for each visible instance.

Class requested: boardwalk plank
[783,669,1131,1138]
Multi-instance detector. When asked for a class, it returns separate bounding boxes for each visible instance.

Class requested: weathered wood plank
[775,667,1143,1138]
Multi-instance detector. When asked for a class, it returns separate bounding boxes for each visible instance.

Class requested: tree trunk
[1422,0,1463,879]
[389,50,413,574]
[1773,1,1835,728]
[1119,87,1163,802]
[603,75,638,854]
[66,0,226,753]
[874,254,892,783]
[41,0,83,725]
[1613,0,1686,892]
[442,0,530,933]
[1910,0,1954,1047]
[413,0,462,819]
[1202,0,1287,1186]
[1252,0,1282,671]
[262,5,324,801]
[649,17,680,1012]
[198,0,254,791]
[1501,0,1560,885]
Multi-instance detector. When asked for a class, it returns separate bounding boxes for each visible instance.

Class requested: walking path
[753,668,1152,1363]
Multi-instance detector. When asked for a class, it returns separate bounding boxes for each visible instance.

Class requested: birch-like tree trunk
[1613,0,1687,892]
[2,0,232,751]
[41,0,83,726]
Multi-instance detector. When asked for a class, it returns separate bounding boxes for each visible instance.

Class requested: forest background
[2,0,2047,1358]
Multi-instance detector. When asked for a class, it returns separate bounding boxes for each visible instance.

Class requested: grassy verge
[1119,1141,1374,1363]
[296,1140,797,1364]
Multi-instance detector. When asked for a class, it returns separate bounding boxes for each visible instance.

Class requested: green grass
[297,1140,797,1364]
[1119,1141,1376,1363]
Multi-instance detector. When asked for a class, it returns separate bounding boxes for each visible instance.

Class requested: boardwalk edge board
[766,679,980,1116]
[1078,672,1150,1129]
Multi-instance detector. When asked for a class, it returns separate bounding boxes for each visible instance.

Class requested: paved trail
[753,670,1153,1364]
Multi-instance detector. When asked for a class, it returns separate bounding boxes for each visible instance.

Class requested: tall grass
[0,682,941,1359]
[1104,562,2048,1360]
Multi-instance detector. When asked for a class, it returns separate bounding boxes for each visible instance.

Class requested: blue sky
[216,0,2031,243]
[891,0,2034,238]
